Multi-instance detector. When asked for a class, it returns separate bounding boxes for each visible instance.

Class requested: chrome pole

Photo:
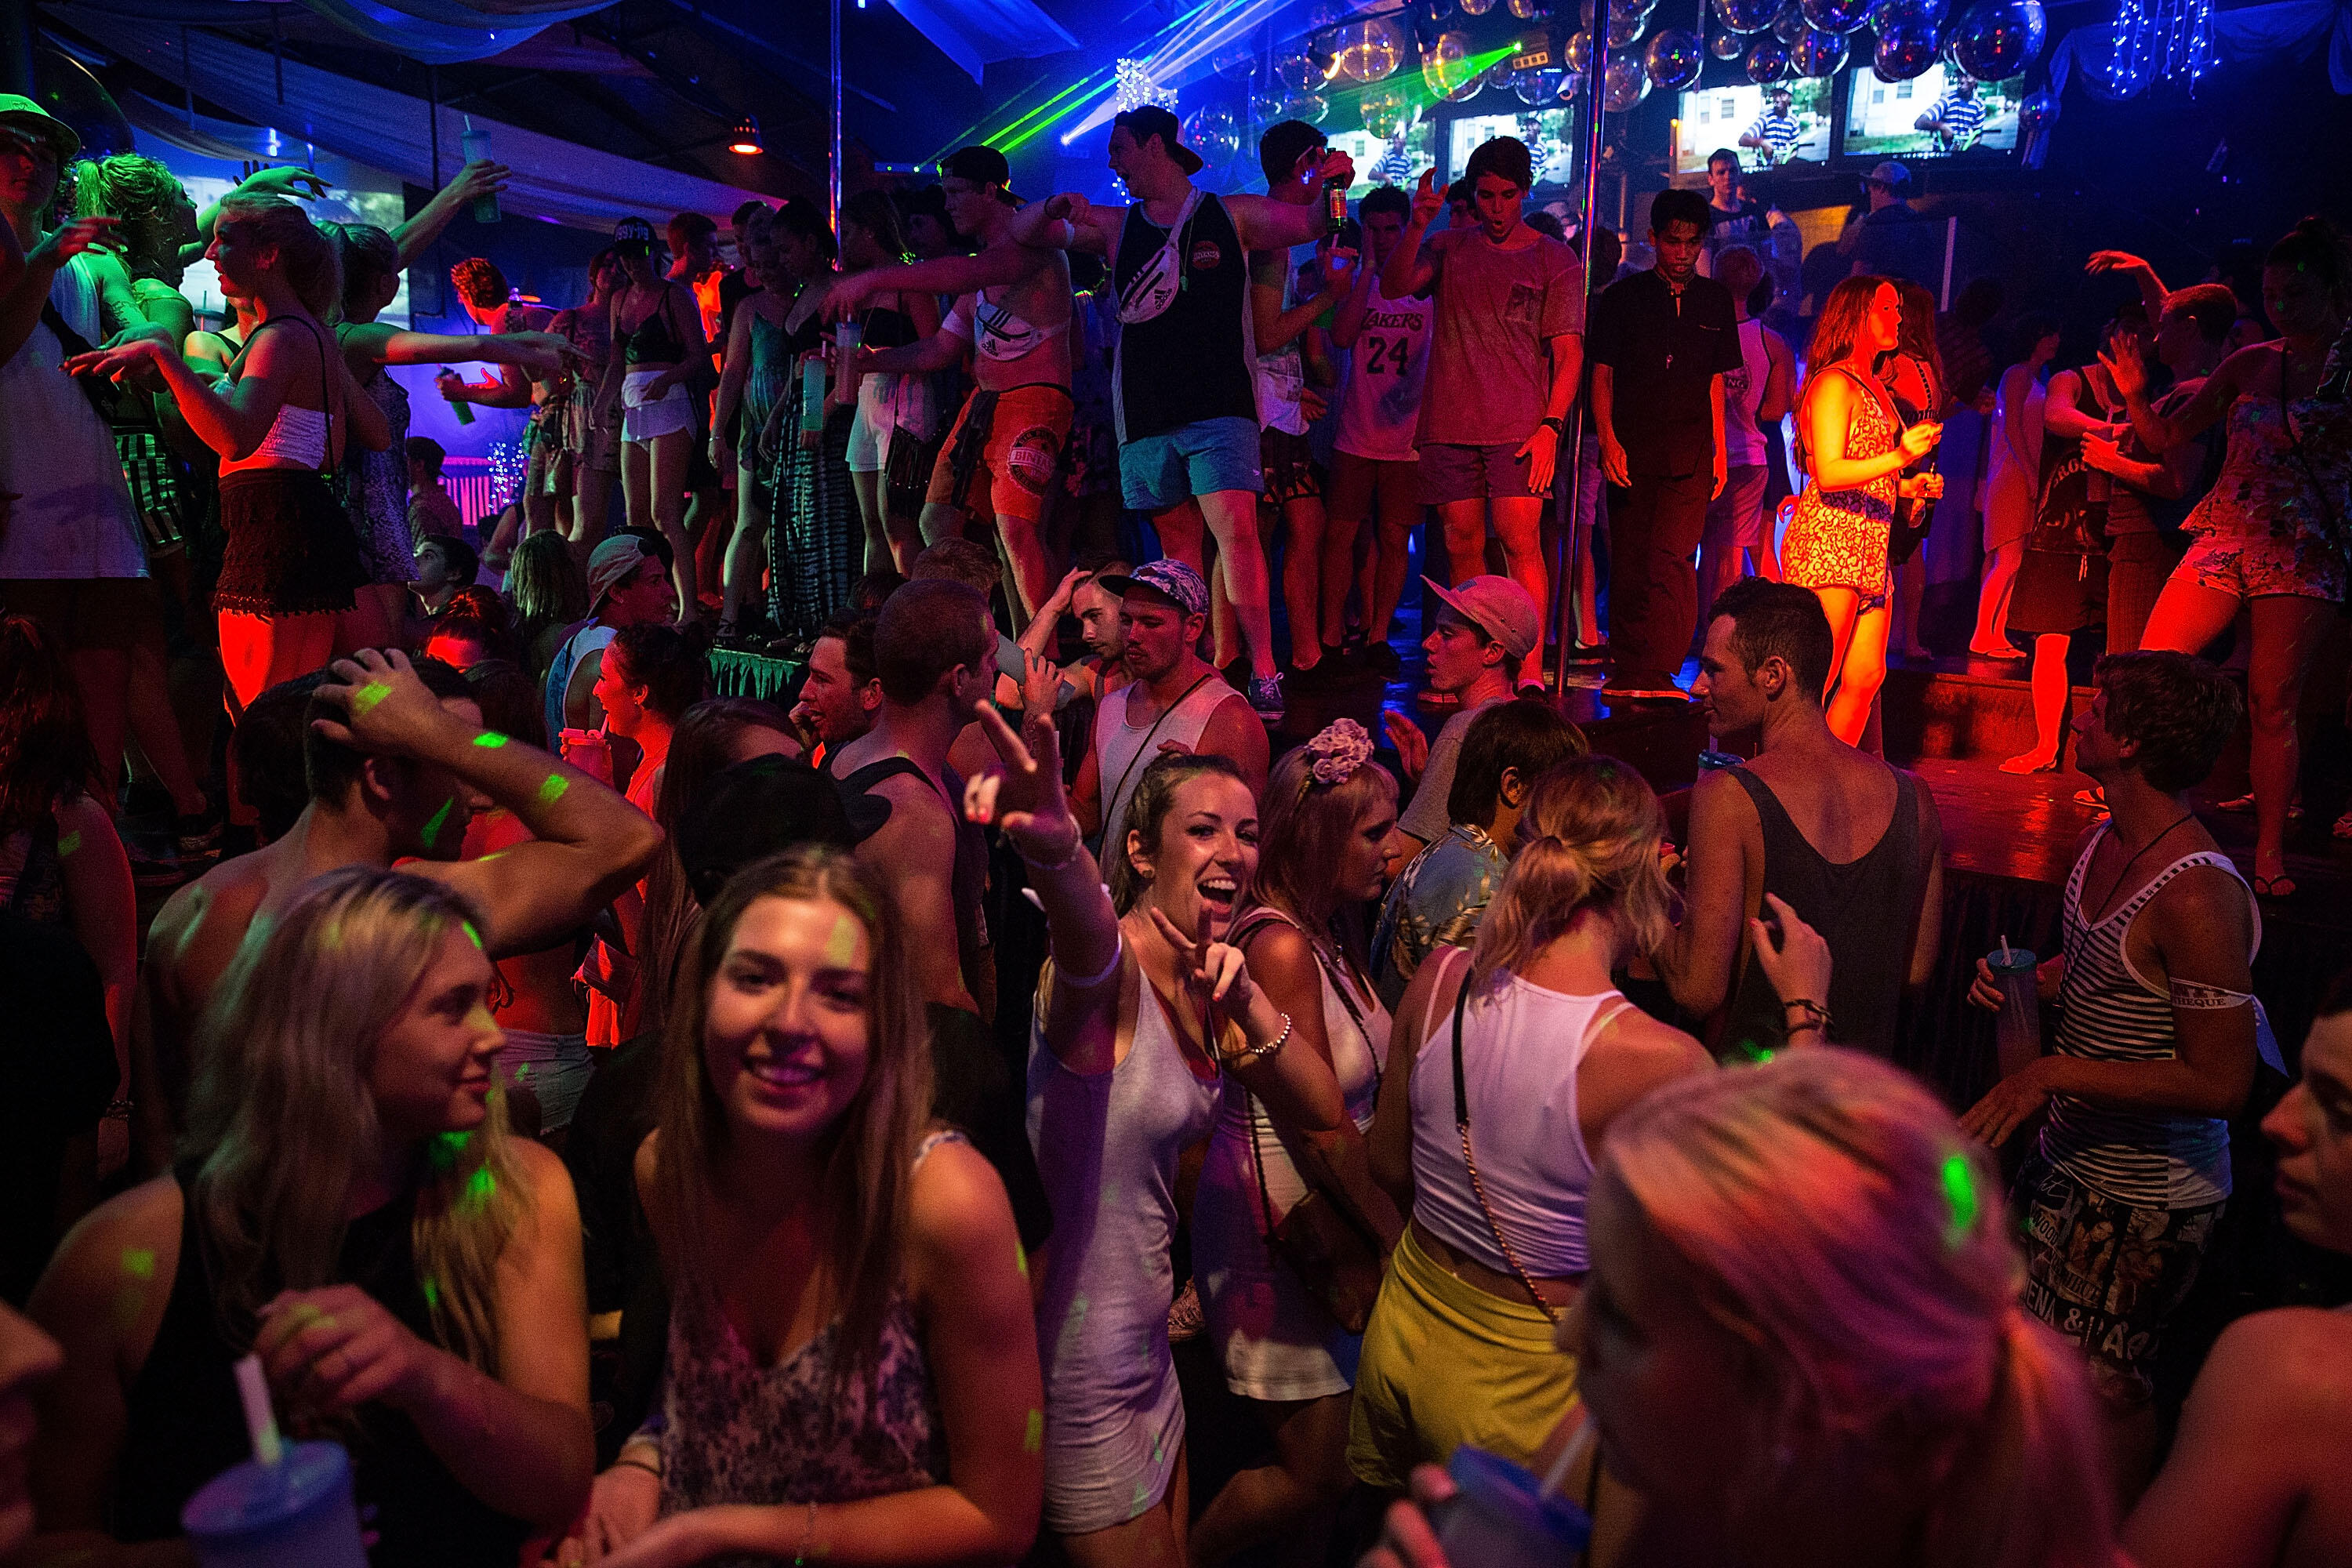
[1549,6,1611,695]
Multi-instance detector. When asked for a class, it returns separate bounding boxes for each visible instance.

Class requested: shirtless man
[441,255,561,539]
[1661,579,1943,1058]
[826,147,1074,622]
[132,649,663,1170]
[1002,107,1353,719]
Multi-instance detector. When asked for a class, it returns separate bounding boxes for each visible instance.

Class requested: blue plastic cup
[181,1440,369,1568]
[1987,947,2040,1062]
[1436,1446,1593,1567]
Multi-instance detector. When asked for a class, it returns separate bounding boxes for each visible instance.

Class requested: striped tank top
[2038,829,2258,1209]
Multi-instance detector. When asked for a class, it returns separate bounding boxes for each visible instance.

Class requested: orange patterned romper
[1783,365,1901,601]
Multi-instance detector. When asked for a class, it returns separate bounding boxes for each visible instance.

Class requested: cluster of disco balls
[1710,0,2044,83]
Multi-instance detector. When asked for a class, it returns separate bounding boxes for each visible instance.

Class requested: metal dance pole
[1548,10,1611,698]
[829,0,844,235]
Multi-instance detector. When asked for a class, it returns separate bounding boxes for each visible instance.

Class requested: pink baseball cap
[1421,575,1540,659]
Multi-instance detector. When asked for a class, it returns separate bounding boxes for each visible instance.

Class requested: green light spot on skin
[1942,1152,1982,1244]
[537,774,569,805]
[56,830,82,858]
[825,913,860,967]
[472,731,509,749]
[1014,1240,1027,1279]
[463,920,483,949]
[121,1247,155,1279]
[1024,1408,1044,1454]
[429,1130,472,1171]
[513,1062,530,1080]
[352,681,392,716]
[419,797,454,851]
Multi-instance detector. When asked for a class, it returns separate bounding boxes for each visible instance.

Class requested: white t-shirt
[1722,318,1773,468]
[1334,275,1433,463]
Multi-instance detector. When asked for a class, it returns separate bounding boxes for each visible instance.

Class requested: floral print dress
[1782,365,1901,600]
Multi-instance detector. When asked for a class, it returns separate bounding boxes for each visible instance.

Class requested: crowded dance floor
[0,0,2347,1563]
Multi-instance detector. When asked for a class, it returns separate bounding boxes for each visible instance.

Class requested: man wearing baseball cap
[1849,160,1939,287]
[1004,103,1356,721]
[1076,559,1268,862]
[1387,575,1541,850]
[543,534,679,739]
[825,145,1076,626]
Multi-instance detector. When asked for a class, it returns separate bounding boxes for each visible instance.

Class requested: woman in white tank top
[1192,720,1406,1566]
[1349,755,1713,1493]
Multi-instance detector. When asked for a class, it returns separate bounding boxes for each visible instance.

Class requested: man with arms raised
[1664,579,1942,1058]
[826,147,1074,622]
[1074,560,1267,862]
[1381,138,1583,659]
[1008,106,1356,719]
[133,650,663,1167]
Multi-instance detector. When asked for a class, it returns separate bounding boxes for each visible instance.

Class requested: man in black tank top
[1005,107,1355,720]
[1660,580,1944,1060]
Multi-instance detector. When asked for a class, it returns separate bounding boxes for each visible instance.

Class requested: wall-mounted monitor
[1671,80,1834,176]
[1841,66,2025,158]
[1323,122,1438,191]
[1443,106,1579,191]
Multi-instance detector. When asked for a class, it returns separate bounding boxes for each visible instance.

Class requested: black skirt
[2006,545,2108,637]
[213,468,364,616]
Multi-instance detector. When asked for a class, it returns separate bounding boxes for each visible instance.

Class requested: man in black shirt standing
[1589,188,1742,700]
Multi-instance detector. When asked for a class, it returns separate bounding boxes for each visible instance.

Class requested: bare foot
[1999,750,2057,775]
[1969,642,2025,659]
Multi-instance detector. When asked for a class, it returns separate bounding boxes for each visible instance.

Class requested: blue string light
[2104,0,2214,96]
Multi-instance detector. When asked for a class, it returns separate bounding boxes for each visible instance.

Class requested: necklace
[2086,812,2194,920]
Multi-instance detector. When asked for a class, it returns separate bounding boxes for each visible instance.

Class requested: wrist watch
[1539,416,1566,436]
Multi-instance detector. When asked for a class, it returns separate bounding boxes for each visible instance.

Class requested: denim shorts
[495,1029,597,1136]
[1120,416,1263,512]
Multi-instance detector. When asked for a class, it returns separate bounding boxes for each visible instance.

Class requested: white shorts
[620,370,695,443]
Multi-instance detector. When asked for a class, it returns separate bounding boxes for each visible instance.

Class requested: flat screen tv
[1671,80,1833,174]
[1841,65,2024,158]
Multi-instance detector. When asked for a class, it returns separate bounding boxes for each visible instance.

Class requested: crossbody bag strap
[1451,970,1562,1324]
[1098,670,1218,847]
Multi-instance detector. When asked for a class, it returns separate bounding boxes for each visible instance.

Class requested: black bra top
[623,289,687,366]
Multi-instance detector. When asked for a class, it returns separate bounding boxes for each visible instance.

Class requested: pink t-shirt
[1416,227,1584,448]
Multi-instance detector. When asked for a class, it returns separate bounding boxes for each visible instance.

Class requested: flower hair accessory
[1303,717,1374,787]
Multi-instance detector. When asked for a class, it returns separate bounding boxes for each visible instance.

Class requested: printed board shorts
[1259,425,1321,505]
[926,383,1073,528]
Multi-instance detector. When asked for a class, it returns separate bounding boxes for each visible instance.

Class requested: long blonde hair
[651,847,934,1388]
[1243,743,1395,972]
[183,867,527,1372]
[1599,1050,2115,1568]
[214,192,342,321]
[1467,754,1673,996]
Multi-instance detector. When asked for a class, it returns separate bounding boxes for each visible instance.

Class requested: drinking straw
[1540,1411,1597,1499]
[233,1355,284,1468]
[1999,934,2013,965]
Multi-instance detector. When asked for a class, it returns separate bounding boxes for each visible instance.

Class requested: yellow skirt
[1345,1224,1581,1491]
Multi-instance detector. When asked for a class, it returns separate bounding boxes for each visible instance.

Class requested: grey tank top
[1091,672,1242,861]
[1718,766,1929,1062]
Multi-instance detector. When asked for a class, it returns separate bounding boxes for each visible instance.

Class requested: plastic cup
[182,1441,368,1568]
[1987,947,2040,1062]
[1435,1446,1592,1568]
[459,125,499,223]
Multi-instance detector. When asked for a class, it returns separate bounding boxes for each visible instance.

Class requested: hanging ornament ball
[1513,66,1568,103]
[1564,29,1595,71]
[1508,0,1544,16]
[1421,30,1479,97]
[1953,0,2044,78]
[1283,90,1330,125]
[1800,0,1873,32]
[1715,0,1780,32]
[1214,47,1255,79]
[1792,27,1848,73]
[2016,85,2057,136]
[1870,11,1938,78]
[1274,48,1324,93]
[1611,0,1659,25]
[1310,1,1345,26]
[1182,104,1241,166]
[1645,27,1707,89]
[1460,0,1501,13]
[1746,34,1792,79]
[1869,0,1942,31]
[1330,17,1409,82]
[1603,53,1653,108]
[1250,89,1287,124]
[1710,28,1745,56]
[1771,2,1807,42]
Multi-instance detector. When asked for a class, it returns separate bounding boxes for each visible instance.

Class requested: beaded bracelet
[1218,1011,1293,1066]
[1018,832,1084,873]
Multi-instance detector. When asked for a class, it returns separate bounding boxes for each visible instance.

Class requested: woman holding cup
[26,867,592,1566]
[1779,275,1944,745]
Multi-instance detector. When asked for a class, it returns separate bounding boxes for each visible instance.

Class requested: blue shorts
[1120,416,1263,513]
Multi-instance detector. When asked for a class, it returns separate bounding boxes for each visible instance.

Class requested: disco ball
[1421,29,1481,98]
[1611,0,1658,25]
[1214,48,1256,79]
[1952,0,2045,78]
[1711,29,1747,56]
[1460,0,1501,13]
[1182,103,1241,166]
[1801,0,1873,31]
[2016,86,2057,136]
[1871,11,1939,77]
[1716,0,1780,31]
[1645,27,1707,88]
[1508,0,1543,17]
[1608,11,1645,45]
[1309,0,1344,25]
[1359,83,1422,137]
[1792,27,1848,72]
[1869,0,1944,29]
[1284,90,1330,125]
[1273,47,1324,93]
[1772,2,1808,42]
[1603,53,1652,107]
[1513,66,1568,103]
[1250,89,1287,123]
[1746,34,1792,78]
[1328,17,1408,82]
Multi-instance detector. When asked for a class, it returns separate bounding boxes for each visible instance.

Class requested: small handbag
[1231,910,1390,1336]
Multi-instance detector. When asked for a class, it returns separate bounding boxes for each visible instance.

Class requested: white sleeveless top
[1091,670,1248,861]
[1407,949,1627,1279]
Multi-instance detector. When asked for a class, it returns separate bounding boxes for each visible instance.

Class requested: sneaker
[1363,641,1402,679]
[1247,673,1285,720]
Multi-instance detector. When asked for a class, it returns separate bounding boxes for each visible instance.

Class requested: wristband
[612,1454,661,1480]
[1780,998,1831,1036]
[1539,416,1566,436]
[1017,831,1083,873]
